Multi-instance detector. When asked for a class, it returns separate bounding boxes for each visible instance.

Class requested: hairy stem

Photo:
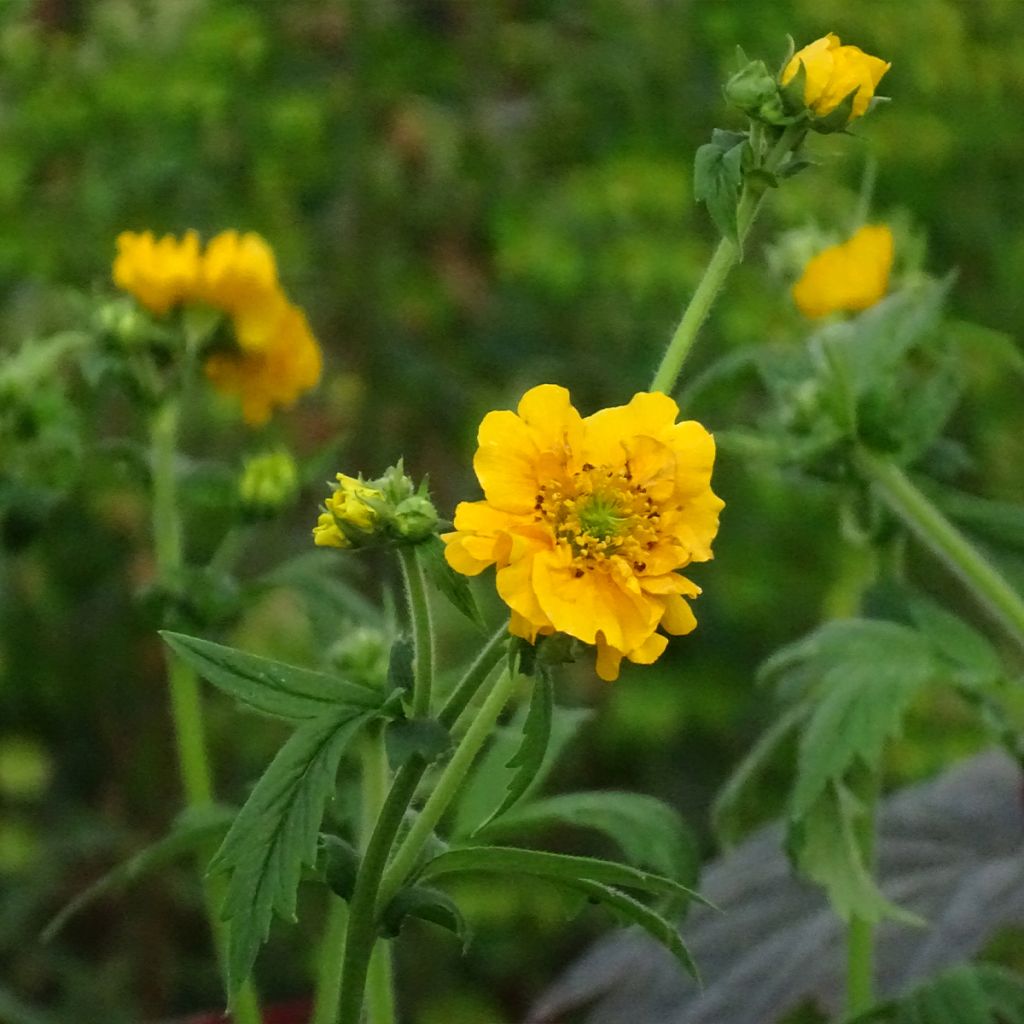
[856,449,1024,650]
[650,123,805,395]
[846,764,881,1015]
[399,545,435,719]
[149,402,262,1024]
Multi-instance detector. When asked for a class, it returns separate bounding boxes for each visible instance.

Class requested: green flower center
[576,494,626,542]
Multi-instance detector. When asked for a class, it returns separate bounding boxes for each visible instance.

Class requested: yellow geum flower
[792,225,894,319]
[112,230,201,315]
[313,474,384,548]
[443,385,724,682]
[204,303,322,426]
[782,33,890,121]
[198,230,289,352]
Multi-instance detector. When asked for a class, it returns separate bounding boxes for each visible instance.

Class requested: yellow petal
[626,631,669,666]
[660,592,698,636]
[594,637,625,682]
[793,225,894,319]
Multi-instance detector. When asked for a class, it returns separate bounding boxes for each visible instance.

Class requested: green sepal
[381,884,470,949]
[779,57,807,115]
[317,834,360,902]
[161,631,381,722]
[812,88,858,133]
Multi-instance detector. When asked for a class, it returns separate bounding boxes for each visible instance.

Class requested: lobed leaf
[693,138,746,244]
[419,534,483,626]
[161,631,380,721]
[210,706,376,991]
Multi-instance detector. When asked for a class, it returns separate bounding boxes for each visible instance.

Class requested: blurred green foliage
[2,0,1023,1020]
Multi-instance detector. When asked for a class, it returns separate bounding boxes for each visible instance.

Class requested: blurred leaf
[42,804,235,942]
[477,791,698,885]
[386,717,452,768]
[929,486,1024,554]
[386,636,415,695]
[473,670,554,833]
[162,631,380,721]
[209,706,376,992]
[908,596,1004,687]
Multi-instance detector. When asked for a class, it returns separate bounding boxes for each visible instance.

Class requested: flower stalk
[149,401,263,1024]
[846,762,881,1015]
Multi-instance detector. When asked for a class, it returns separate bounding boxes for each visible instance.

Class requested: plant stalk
[856,449,1024,650]
[399,545,434,719]
[846,764,881,1015]
[149,402,262,1024]
[650,123,805,395]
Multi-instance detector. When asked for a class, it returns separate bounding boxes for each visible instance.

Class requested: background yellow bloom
[112,230,200,315]
[443,384,723,681]
[783,33,890,120]
[792,224,894,318]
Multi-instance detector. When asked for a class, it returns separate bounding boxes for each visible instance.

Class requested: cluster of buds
[238,449,300,519]
[725,33,890,133]
[313,462,439,550]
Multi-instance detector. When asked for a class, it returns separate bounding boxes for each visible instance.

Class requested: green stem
[856,449,1024,649]
[311,898,349,1024]
[379,666,520,908]
[399,545,434,719]
[846,764,881,1015]
[649,124,805,395]
[149,402,262,1024]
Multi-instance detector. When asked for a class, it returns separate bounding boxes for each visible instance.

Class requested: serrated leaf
[419,535,482,626]
[568,878,699,981]
[790,782,918,926]
[382,884,469,949]
[418,846,708,908]
[42,804,235,942]
[453,703,592,839]
[161,632,380,721]
[712,702,809,846]
[908,597,1003,686]
[473,670,554,833]
[770,620,938,817]
[694,139,746,244]
[477,791,697,885]
[210,707,375,991]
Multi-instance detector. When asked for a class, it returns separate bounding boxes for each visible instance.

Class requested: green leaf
[789,782,919,926]
[318,834,360,901]
[473,670,554,833]
[386,636,415,694]
[566,877,699,981]
[381,884,469,949]
[929,485,1024,554]
[476,791,697,885]
[766,620,938,817]
[848,964,1024,1023]
[694,138,746,244]
[386,717,452,768]
[161,632,380,721]
[42,804,235,942]
[419,535,482,626]
[210,706,375,991]
[453,704,593,839]
[712,702,810,846]
[417,846,708,908]
[908,596,1003,687]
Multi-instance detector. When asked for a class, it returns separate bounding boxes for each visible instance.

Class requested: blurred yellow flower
[198,230,289,352]
[113,229,322,424]
[113,230,201,315]
[792,225,894,318]
[443,385,723,681]
[782,33,890,121]
[204,304,322,426]
[313,474,384,548]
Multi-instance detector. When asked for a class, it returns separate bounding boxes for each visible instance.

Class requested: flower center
[534,464,661,569]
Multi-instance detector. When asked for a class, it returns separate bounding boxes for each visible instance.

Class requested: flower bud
[239,449,299,518]
[725,59,787,124]
[328,625,390,689]
[313,474,383,549]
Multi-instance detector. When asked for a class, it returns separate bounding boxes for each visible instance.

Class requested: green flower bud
[239,449,300,518]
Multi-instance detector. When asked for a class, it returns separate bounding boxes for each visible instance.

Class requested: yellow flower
[198,230,289,352]
[792,225,894,319]
[313,474,384,548]
[782,33,890,121]
[204,304,322,426]
[443,385,724,681]
[112,230,201,315]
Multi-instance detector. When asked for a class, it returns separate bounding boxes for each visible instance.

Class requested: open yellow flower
[792,225,894,318]
[443,385,724,681]
[113,230,201,315]
[782,33,890,121]
[203,303,322,426]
